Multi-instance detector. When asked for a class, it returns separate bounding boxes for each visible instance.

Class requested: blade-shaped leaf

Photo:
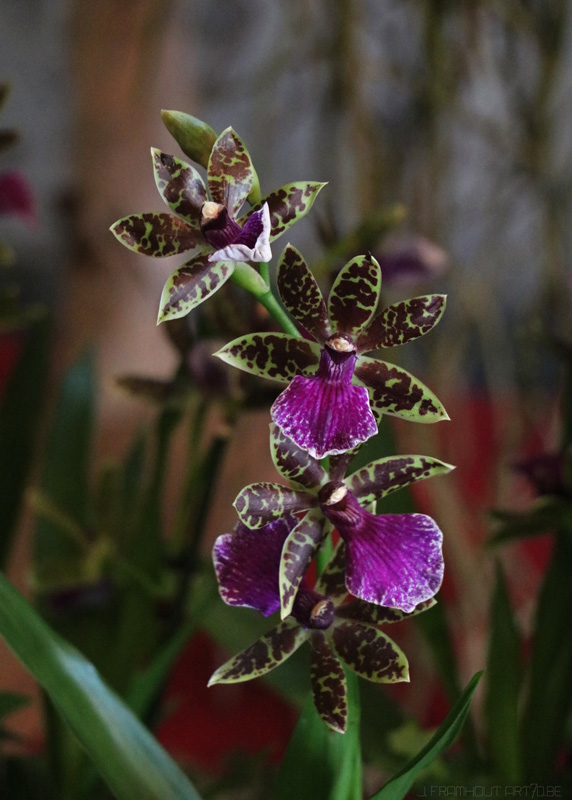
[208,619,308,684]
[110,212,202,257]
[207,127,254,216]
[357,295,447,352]
[158,254,235,323]
[521,532,572,781]
[354,356,449,424]
[332,621,409,683]
[328,255,382,339]
[215,332,321,382]
[280,509,326,618]
[310,631,348,733]
[275,667,362,800]
[371,672,483,800]
[160,109,217,170]
[277,244,330,342]
[0,691,30,721]
[244,181,326,242]
[151,149,205,226]
[484,563,522,783]
[349,455,454,507]
[270,422,326,490]
[233,482,314,528]
[0,572,201,800]
[0,315,51,569]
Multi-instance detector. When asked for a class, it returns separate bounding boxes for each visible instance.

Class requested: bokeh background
[1,0,570,794]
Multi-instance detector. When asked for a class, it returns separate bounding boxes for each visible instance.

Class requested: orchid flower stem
[231,262,301,338]
[259,260,270,286]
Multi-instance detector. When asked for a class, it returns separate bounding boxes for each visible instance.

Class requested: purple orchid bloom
[110,125,324,323]
[231,424,450,621]
[211,515,429,733]
[217,245,448,459]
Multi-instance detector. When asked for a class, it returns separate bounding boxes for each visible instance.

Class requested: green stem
[259,259,270,286]
[231,262,301,338]
[258,288,301,338]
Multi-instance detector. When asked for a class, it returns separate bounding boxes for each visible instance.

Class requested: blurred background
[1,1,571,796]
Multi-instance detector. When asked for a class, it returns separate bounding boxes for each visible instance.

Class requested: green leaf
[246,181,327,242]
[0,691,30,721]
[328,255,382,340]
[484,563,522,782]
[215,332,321,382]
[520,531,572,781]
[0,315,51,568]
[275,668,362,800]
[34,350,95,566]
[158,254,235,323]
[0,572,201,800]
[160,110,217,169]
[370,672,482,800]
[233,482,314,528]
[110,212,202,257]
[489,501,566,544]
[349,454,454,507]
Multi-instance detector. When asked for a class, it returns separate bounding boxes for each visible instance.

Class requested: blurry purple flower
[515,451,569,498]
[376,234,448,288]
[0,171,36,225]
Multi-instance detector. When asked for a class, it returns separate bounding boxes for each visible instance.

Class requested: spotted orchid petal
[279,509,327,619]
[310,631,348,733]
[215,333,321,383]
[270,423,326,491]
[320,486,443,612]
[213,516,298,617]
[271,346,377,459]
[356,294,447,352]
[233,482,315,529]
[327,255,382,339]
[242,182,326,242]
[354,355,449,424]
[332,621,410,683]
[208,203,271,263]
[110,212,203,257]
[151,149,206,227]
[277,245,331,342]
[348,455,454,507]
[336,597,436,625]
[207,128,254,217]
[208,619,309,685]
[157,253,236,323]
[314,540,349,604]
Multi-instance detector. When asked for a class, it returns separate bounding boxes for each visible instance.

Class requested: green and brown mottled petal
[336,597,436,626]
[215,333,321,383]
[270,423,326,491]
[310,631,347,734]
[348,455,454,506]
[207,127,254,217]
[233,482,315,529]
[332,621,409,683]
[243,182,326,242]
[357,294,447,352]
[151,149,206,226]
[328,255,382,338]
[354,356,449,423]
[157,254,235,323]
[110,212,203,257]
[208,619,309,685]
[276,245,331,342]
[280,509,326,619]
[315,540,348,604]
